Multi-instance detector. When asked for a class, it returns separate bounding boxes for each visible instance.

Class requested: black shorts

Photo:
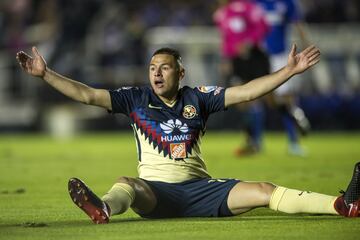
[138,178,240,219]
[230,46,270,85]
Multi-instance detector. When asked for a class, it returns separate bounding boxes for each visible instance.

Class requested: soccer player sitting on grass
[16,45,360,224]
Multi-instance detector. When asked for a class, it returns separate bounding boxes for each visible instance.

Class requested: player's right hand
[16,46,46,77]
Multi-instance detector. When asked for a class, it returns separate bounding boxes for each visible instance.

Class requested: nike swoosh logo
[148,104,162,109]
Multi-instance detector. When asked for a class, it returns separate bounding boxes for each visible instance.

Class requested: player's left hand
[287,44,320,75]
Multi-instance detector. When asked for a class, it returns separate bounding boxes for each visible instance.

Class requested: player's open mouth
[155,80,164,88]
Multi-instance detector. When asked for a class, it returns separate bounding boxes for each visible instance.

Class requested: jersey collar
[149,87,184,110]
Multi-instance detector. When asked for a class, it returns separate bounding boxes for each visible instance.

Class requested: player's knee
[258,182,276,199]
[116,176,136,188]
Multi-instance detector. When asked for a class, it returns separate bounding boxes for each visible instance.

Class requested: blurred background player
[256,0,311,156]
[213,0,270,155]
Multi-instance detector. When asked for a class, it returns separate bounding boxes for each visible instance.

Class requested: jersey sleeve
[108,87,143,115]
[286,0,301,22]
[195,86,226,115]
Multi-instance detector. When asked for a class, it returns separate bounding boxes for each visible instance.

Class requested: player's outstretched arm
[225,44,320,107]
[16,47,112,110]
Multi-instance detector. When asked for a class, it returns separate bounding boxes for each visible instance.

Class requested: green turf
[0,132,359,240]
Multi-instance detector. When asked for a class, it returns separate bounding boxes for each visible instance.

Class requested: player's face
[149,54,184,101]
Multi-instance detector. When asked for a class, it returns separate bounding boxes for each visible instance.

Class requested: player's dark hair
[152,47,183,69]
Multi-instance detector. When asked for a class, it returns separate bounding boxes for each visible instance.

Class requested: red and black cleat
[334,196,360,217]
[68,178,110,224]
[334,162,360,217]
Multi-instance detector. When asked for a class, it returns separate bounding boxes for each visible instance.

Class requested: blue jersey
[256,0,300,54]
[109,85,226,183]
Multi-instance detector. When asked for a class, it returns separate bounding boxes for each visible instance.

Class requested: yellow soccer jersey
[109,86,226,183]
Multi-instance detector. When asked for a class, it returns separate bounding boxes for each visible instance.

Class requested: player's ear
[179,68,185,81]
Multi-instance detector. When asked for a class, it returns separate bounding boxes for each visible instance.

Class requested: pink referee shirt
[214,0,269,58]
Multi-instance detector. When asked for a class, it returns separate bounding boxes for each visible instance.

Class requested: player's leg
[234,47,269,156]
[235,101,264,155]
[227,181,338,216]
[278,93,311,136]
[227,181,275,214]
[228,162,360,217]
[271,53,309,156]
[69,176,156,224]
[104,176,157,216]
[228,181,338,215]
[230,57,260,155]
[277,94,306,156]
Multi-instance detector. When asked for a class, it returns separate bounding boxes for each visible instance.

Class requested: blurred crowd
[0,0,360,131]
[1,0,360,72]
[0,0,216,73]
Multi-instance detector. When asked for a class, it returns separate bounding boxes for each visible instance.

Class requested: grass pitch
[0,132,359,240]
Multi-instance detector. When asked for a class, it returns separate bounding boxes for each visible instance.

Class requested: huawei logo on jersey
[160,119,188,134]
[160,119,191,158]
[160,119,191,143]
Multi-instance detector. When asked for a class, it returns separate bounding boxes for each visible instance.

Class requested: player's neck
[158,94,178,107]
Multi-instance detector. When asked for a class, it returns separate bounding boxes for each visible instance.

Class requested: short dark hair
[152,47,183,69]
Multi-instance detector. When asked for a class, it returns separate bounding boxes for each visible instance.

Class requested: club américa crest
[182,105,197,119]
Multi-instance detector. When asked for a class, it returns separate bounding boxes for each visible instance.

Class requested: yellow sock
[269,186,338,215]
[101,183,135,216]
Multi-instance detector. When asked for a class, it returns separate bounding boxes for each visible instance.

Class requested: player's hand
[287,44,320,75]
[16,46,47,77]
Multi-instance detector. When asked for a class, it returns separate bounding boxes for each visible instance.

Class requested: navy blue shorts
[139,178,240,219]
